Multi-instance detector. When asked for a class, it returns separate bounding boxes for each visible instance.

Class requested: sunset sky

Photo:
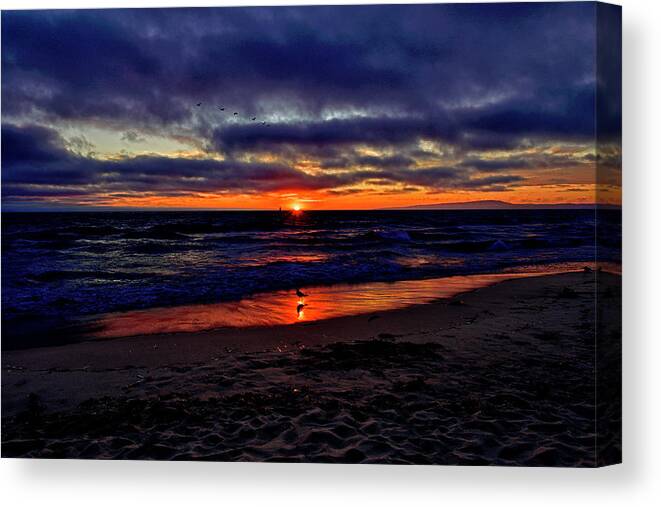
[1,3,621,211]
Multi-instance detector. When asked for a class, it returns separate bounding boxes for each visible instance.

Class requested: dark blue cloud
[2,123,528,204]
[2,4,596,125]
[1,124,70,165]
[1,124,345,193]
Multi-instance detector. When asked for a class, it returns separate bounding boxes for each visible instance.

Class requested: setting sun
[292,203,302,211]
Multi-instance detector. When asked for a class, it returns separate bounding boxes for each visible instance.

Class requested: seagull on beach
[296,288,307,298]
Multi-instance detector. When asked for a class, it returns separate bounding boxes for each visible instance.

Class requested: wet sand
[1,271,622,465]
[88,269,581,339]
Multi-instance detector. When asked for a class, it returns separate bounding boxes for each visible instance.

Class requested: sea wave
[2,209,620,333]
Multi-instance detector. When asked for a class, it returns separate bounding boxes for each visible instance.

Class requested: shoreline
[5,267,600,357]
[2,271,622,464]
[6,261,619,350]
[89,266,594,340]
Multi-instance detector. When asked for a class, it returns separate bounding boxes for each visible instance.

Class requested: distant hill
[382,200,620,210]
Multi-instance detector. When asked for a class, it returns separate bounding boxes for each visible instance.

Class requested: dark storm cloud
[459,175,525,188]
[319,153,415,171]
[121,130,146,143]
[2,4,596,126]
[458,153,583,173]
[378,167,524,191]
[1,3,602,201]
[459,158,532,172]
[209,87,596,156]
[212,116,457,154]
[1,124,350,194]
[2,124,527,202]
[1,124,70,165]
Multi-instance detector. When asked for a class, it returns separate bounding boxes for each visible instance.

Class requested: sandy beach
[1,271,621,465]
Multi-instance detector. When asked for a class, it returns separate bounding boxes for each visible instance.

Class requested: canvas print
[1,3,621,466]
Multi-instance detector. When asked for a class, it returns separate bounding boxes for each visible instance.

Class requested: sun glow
[292,203,302,211]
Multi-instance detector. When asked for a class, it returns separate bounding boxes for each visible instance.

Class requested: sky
[1,3,621,210]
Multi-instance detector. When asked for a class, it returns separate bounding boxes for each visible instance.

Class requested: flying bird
[196,103,201,107]
[296,288,307,298]
[218,106,225,111]
[233,112,238,115]
[251,117,256,121]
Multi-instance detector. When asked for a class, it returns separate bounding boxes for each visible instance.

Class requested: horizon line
[1,201,620,212]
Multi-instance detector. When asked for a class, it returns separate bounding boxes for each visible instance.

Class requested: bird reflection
[295,287,309,320]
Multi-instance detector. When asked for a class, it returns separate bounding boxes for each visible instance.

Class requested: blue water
[2,209,620,347]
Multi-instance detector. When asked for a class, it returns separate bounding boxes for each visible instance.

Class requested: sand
[1,271,622,466]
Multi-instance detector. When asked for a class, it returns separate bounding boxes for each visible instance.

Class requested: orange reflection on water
[90,262,608,339]
[233,253,329,267]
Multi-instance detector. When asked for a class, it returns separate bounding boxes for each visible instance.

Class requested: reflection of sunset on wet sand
[91,264,604,339]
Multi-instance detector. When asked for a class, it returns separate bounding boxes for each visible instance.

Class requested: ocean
[1,209,620,348]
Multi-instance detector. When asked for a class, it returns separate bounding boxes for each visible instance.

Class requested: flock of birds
[195,102,271,127]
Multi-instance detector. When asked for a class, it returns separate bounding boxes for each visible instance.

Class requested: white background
[1,0,659,505]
